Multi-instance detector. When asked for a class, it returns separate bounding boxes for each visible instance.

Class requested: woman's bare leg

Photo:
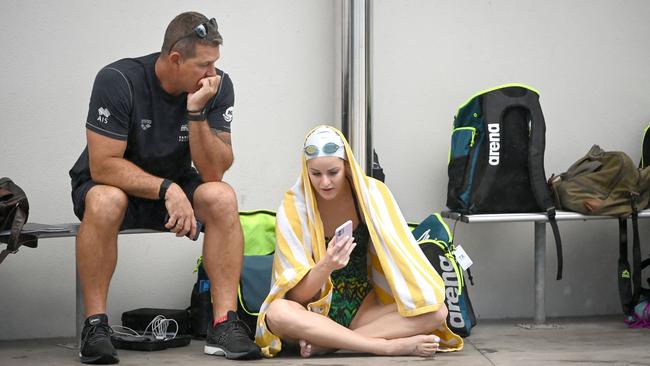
[351,291,448,339]
[265,299,439,357]
[301,292,390,356]
[348,291,395,330]
[297,291,446,356]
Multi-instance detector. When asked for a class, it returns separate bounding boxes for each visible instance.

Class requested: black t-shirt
[69,52,234,191]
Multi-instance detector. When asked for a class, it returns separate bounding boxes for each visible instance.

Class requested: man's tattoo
[213,130,232,146]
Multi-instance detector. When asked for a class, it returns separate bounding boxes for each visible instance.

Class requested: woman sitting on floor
[255,125,463,358]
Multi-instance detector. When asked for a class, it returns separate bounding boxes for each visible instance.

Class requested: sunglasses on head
[304,142,343,157]
[168,18,218,54]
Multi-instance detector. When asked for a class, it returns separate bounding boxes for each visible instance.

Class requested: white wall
[1,0,649,340]
[372,0,650,319]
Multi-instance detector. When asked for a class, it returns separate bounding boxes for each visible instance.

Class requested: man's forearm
[90,157,163,200]
[188,121,233,181]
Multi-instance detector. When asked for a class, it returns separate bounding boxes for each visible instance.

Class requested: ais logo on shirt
[97,107,111,124]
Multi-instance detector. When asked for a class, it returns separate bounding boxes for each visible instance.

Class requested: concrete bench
[441,209,650,328]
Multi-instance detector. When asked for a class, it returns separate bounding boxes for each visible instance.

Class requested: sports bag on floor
[411,214,477,337]
[0,177,37,264]
[446,84,563,279]
[189,210,276,337]
[549,145,650,319]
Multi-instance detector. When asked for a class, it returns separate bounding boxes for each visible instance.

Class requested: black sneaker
[204,311,262,360]
[79,314,119,364]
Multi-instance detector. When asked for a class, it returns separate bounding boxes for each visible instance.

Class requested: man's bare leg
[194,182,261,360]
[193,182,243,318]
[76,185,127,317]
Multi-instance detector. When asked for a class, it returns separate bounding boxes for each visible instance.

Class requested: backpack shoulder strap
[618,212,644,317]
[617,192,645,317]
[524,90,564,280]
[482,86,564,279]
[641,124,650,168]
[617,217,633,315]
[630,206,642,307]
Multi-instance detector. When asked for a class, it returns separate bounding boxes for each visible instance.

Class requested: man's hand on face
[187,75,221,112]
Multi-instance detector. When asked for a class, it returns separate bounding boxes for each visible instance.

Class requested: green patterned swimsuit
[325,195,372,328]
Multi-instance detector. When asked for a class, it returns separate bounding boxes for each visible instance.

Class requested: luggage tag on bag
[454,245,473,270]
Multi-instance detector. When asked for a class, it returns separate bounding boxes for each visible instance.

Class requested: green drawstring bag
[190,210,277,337]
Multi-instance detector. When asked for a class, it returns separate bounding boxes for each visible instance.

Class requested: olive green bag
[549,145,650,216]
[549,144,650,318]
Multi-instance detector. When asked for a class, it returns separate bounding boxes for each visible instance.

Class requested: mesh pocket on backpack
[447,128,477,209]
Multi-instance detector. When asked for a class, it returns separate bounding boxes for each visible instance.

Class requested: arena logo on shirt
[140,119,152,130]
[97,107,111,124]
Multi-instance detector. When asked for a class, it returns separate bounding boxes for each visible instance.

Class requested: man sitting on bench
[68,11,261,364]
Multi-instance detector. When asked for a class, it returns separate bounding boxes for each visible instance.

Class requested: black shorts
[71,172,203,231]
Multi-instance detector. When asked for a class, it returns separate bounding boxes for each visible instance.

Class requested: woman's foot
[298,339,331,358]
[386,334,440,357]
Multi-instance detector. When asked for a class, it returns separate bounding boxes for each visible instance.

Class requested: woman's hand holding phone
[322,220,356,272]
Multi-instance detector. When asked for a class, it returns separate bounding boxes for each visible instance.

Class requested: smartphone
[334,219,353,242]
[164,214,203,241]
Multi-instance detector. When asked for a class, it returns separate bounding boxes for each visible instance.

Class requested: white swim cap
[303,126,346,161]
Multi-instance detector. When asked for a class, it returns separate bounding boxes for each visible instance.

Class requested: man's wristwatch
[187,108,207,121]
[159,179,172,201]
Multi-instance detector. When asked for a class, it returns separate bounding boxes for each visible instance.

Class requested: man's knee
[194,182,238,216]
[83,185,128,223]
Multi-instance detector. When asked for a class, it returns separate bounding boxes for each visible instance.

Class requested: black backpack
[0,177,37,264]
[446,84,563,279]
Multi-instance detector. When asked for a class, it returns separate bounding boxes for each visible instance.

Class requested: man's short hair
[161,12,223,57]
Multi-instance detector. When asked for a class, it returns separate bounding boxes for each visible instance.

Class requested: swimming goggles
[304,142,343,157]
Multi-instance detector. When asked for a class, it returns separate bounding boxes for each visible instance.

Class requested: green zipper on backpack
[448,127,477,164]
